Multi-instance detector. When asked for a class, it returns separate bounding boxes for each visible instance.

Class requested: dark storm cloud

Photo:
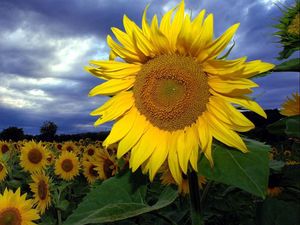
[0,0,148,38]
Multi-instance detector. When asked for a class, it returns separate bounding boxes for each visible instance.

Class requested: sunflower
[61,141,79,154]
[82,160,99,184]
[54,151,80,181]
[0,188,40,225]
[160,164,205,195]
[86,1,274,184]
[280,92,300,116]
[0,161,8,182]
[29,172,52,214]
[84,145,97,158]
[92,149,118,180]
[274,0,300,59]
[46,151,55,165]
[0,141,10,156]
[20,141,50,173]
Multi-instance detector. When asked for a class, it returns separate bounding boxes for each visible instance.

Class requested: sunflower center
[28,148,43,164]
[133,55,210,131]
[38,180,48,200]
[0,207,22,225]
[61,159,73,172]
[89,165,98,177]
[103,159,114,178]
[87,149,95,156]
[67,146,73,152]
[1,145,9,154]
[0,163,3,172]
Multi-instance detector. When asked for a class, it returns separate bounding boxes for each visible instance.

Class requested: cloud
[0,0,298,135]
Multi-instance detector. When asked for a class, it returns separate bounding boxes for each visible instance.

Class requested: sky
[0,0,299,135]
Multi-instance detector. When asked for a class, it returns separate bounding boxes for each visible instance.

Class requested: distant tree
[0,126,25,141]
[40,121,58,141]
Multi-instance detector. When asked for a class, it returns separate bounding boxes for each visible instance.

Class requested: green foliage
[63,171,178,225]
[198,139,270,198]
[267,115,300,137]
[273,58,300,72]
[0,126,24,141]
[256,198,300,225]
[274,0,300,59]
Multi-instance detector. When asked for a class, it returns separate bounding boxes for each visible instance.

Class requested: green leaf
[63,171,178,225]
[198,139,270,198]
[285,116,300,137]
[267,115,300,137]
[256,198,300,225]
[269,160,285,171]
[273,58,300,72]
[56,200,70,211]
[218,40,235,60]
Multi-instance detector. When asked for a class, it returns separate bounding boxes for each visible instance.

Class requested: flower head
[87,1,274,184]
[54,151,80,181]
[0,188,40,225]
[20,141,50,173]
[280,92,300,116]
[29,172,52,214]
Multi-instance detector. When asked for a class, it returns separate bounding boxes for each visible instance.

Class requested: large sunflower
[20,141,50,173]
[280,92,300,116]
[54,151,80,181]
[86,1,274,184]
[0,188,40,225]
[29,172,52,214]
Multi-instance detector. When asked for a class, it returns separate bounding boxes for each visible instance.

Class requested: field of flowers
[0,0,299,224]
[0,123,299,225]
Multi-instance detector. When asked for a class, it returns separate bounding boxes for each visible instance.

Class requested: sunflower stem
[57,209,62,225]
[188,170,204,225]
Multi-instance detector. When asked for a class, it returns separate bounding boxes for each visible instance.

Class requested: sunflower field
[0,1,300,225]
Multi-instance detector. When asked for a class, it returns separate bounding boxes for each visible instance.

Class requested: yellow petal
[86,60,141,79]
[89,78,135,96]
[208,76,258,94]
[123,15,152,59]
[211,89,267,118]
[142,4,151,38]
[170,0,185,50]
[159,7,174,39]
[177,130,188,173]
[203,57,247,76]
[168,131,182,185]
[187,125,200,172]
[237,60,275,78]
[190,14,214,56]
[103,108,137,147]
[207,97,254,132]
[150,16,172,54]
[197,23,239,62]
[117,111,149,158]
[203,112,248,152]
[191,9,206,35]
[197,117,213,166]
[148,131,169,181]
[130,126,160,172]
[176,15,192,55]
[107,35,142,63]
[92,92,134,126]
[111,27,135,50]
